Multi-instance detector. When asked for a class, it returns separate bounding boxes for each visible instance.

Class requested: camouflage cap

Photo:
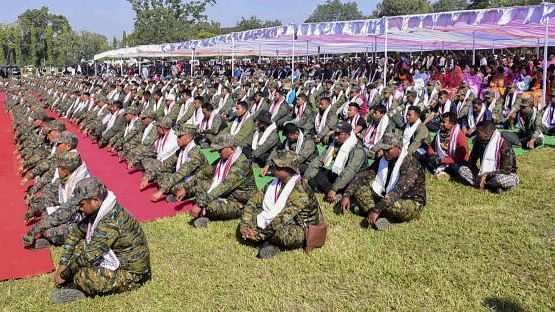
[383,86,394,94]
[174,123,197,137]
[211,133,238,150]
[53,131,78,149]
[56,151,83,172]
[335,121,353,133]
[71,177,108,204]
[520,97,534,107]
[374,132,403,151]
[271,150,299,173]
[157,116,173,129]
[405,89,417,97]
[140,110,158,119]
[95,94,107,102]
[483,90,494,98]
[47,120,66,132]
[124,105,140,115]
[31,111,47,120]
[255,110,272,124]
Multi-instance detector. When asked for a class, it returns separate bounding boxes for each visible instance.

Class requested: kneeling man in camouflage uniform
[340,132,427,230]
[52,177,151,304]
[239,150,322,258]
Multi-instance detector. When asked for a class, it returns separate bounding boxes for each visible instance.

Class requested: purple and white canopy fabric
[95,4,555,59]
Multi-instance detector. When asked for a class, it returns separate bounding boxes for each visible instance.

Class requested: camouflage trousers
[28,187,59,216]
[128,145,156,167]
[266,223,305,249]
[191,180,244,220]
[70,242,150,296]
[352,183,423,222]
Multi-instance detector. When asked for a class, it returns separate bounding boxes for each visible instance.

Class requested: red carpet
[0,92,54,281]
[46,111,193,222]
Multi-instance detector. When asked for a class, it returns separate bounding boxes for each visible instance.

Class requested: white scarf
[252,122,277,150]
[542,104,555,129]
[435,125,461,159]
[218,93,229,111]
[103,109,124,134]
[124,117,139,137]
[86,191,120,271]
[363,114,389,151]
[383,96,393,112]
[250,99,264,115]
[175,140,196,171]
[518,108,538,130]
[200,110,217,130]
[479,130,504,176]
[269,98,285,120]
[372,149,408,197]
[456,89,472,115]
[323,131,357,175]
[349,114,361,129]
[467,105,486,131]
[294,103,306,120]
[486,98,497,113]
[439,100,452,114]
[402,119,421,151]
[164,101,176,116]
[207,146,242,194]
[285,130,304,155]
[57,163,90,205]
[141,121,155,144]
[177,98,193,122]
[403,98,420,123]
[256,175,301,229]
[315,105,332,135]
[503,92,517,116]
[332,90,344,106]
[230,112,250,136]
[155,129,179,162]
[186,107,203,126]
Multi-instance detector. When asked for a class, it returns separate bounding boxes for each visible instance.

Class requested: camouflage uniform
[344,133,427,222]
[58,178,151,296]
[240,151,321,249]
[188,135,256,220]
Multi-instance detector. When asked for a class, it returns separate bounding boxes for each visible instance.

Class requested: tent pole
[472,32,476,66]
[542,14,549,110]
[94,61,98,76]
[291,25,295,86]
[306,41,309,65]
[259,44,262,63]
[231,34,235,78]
[537,38,540,59]
[191,48,195,77]
[383,17,388,86]
[374,35,377,63]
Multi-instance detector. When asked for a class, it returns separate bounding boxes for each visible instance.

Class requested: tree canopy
[0,6,109,67]
[305,0,364,22]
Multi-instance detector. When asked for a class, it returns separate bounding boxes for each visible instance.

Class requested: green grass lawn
[1,147,554,311]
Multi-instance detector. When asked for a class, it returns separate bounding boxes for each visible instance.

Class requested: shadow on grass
[483,297,525,312]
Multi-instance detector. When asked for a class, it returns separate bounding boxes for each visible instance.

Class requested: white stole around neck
[86,191,120,271]
[252,122,277,150]
[256,175,301,229]
[207,146,242,194]
[372,149,408,197]
[478,130,504,176]
[323,131,357,175]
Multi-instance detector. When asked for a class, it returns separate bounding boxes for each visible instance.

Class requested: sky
[0,0,379,40]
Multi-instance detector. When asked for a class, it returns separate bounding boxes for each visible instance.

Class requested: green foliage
[122,30,128,48]
[112,36,119,49]
[0,6,109,67]
[433,0,469,12]
[374,0,433,17]
[305,0,364,22]
[127,0,216,45]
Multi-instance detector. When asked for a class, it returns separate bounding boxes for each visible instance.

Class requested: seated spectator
[260,123,316,177]
[502,97,544,149]
[197,102,224,147]
[461,98,492,137]
[361,104,394,159]
[140,117,179,185]
[186,135,256,228]
[52,177,151,303]
[345,103,366,134]
[239,150,322,259]
[216,101,255,148]
[242,110,279,167]
[313,96,338,144]
[458,121,519,193]
[426,113,470,179]
[305,122,366,203]
[340,132,426,230]
[401,106,429,157]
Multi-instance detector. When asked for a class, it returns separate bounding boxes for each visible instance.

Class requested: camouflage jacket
[59,203,151,280]
[240,179,321,241]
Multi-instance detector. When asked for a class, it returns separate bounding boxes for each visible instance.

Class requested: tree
[433,0,469,12]
[236,16,281,31]
[373,0,433,17]
[112,36,118,49]
[127,0,216,45]
[305,0,364,23]
[122,30,128,48]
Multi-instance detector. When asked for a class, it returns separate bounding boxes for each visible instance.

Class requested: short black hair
[297,93,308,102]
[202,102,214,111]
[283,122,299,135]
[439,90,449,97]
[374,104,387,114]
[236,101,248,110]
[194,96,204,102]
[477,120,496,132]
[113,100,123,109]
[182,89,192,97]
[407,106,421,116]
[320,96,331,104]
[472,98,483,105]
[441,112,457,124]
